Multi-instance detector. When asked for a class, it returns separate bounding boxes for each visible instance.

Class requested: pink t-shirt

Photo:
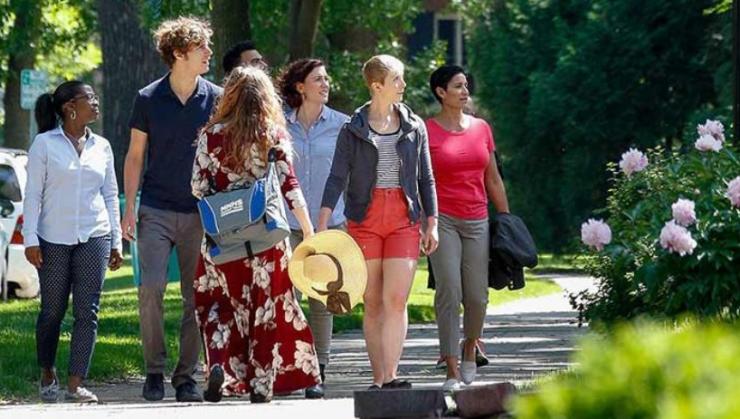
[426,116,495,220]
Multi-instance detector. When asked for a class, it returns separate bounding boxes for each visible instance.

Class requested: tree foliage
[467,0,730,251]
[0,0,98,147]
[132,0,442,113]
[0,0,97,80]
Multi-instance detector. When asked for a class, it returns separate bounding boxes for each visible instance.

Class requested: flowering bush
[728,176,740,207]
[695,119,726,152]
[574,121,740,325]
[659,221,697,256]
[580,219,612,251]
[618,148,649,177]
[670,198,696,227]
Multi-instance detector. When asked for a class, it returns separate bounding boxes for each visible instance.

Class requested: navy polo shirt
[129,74,222,213]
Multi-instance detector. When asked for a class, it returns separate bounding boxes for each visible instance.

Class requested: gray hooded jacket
[321,102,438,223]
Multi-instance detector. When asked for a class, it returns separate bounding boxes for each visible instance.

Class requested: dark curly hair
[222,40,257,74]
[277,58,325,109]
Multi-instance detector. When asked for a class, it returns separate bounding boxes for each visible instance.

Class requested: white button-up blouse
[22,126,122,250]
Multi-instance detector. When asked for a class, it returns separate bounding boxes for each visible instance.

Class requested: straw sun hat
[288,230,367,315]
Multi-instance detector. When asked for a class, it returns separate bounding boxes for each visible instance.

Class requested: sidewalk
[0,274,593,418]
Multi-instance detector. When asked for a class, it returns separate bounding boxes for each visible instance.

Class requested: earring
[70,110,77,120]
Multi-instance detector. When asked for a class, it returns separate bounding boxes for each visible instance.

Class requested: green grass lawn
[527,253,590,274]
[335,258,562,331]
[0,257,561,401]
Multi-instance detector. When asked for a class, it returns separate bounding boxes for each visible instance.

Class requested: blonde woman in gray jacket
[319,54,438,390]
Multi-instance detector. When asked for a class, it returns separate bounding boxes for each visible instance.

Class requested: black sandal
[250,390,272,403]
[381,378,412,389]
[203,365,224,403]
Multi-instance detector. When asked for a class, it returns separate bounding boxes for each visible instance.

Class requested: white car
[0,148,39,299]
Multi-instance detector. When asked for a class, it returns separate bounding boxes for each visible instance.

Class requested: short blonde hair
[362,54,404,89]
[154,17,212,67]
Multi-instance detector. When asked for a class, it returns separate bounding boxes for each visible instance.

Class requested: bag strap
[265,147,278,189]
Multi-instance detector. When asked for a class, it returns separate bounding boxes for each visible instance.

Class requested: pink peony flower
[671,198,696,227]
[694,134,723,152]
[697,119,725,143]
[619,148,648,177]
[727,176,740,208]
[581,219,612,251]
[659,221,697,256]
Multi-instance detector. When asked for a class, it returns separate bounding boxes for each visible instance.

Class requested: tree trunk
[288,0,323,60]
[211,0,251,80]
[96,0,164,189]
[2,2,42,150]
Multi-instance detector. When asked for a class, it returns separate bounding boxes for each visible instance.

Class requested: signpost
[20,69,48,142]
[20,69,48,110]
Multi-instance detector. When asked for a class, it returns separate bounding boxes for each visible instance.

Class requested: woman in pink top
[426,65,509,391]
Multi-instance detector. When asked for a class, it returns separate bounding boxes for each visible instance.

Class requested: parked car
[0,148,39,299]
[0,217,8,301]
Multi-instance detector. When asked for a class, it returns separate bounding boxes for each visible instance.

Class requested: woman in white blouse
[24,80,123,403]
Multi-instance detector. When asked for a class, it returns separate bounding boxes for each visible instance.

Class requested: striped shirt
[370,128,401,188]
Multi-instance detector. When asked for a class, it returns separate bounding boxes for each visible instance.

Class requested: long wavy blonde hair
[205,66,286,171]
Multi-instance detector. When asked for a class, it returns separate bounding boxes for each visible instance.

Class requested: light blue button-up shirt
[285,106,348,230]
[22,126,122,250]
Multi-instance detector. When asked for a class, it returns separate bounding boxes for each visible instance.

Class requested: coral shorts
[347,188,421,260]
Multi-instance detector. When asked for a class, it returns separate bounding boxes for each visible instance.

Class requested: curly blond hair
[153,17,212,67]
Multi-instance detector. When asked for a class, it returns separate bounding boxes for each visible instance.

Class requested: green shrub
[515,321,740,419]
[573,121,739,326]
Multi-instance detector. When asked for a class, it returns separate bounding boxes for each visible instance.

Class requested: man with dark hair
[122,17,222,403]
[222,40,267,74]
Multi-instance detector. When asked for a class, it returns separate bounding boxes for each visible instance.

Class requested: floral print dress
[191,124,320,398]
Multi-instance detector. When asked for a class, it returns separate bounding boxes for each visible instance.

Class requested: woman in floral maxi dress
[191,66,320,403]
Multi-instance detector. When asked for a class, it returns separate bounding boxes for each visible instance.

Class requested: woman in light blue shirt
[277,58,349,399]
[24,80,123,403]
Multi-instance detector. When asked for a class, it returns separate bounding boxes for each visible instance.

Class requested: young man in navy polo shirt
[122,17,222,403]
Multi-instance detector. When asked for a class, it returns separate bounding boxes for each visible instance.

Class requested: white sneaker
[64,387,98,403]
[460,361,476,385]
[39,379,59,403]
[442,378,461,392]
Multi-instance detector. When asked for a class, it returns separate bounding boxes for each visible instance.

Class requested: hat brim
[288,230,367,311]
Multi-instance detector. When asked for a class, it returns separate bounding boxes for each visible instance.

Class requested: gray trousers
[429,213,489,357]
[137,205,202,388]
[289,229,336,366]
